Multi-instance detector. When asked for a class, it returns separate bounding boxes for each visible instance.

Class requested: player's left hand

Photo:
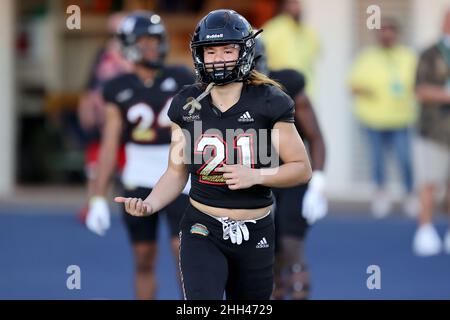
[216,165,260,190]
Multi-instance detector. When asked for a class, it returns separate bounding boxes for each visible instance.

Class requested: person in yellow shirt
[262,0,319,96]
[349,18,418,218]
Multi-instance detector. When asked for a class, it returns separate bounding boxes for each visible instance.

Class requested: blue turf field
[1,204,449,300]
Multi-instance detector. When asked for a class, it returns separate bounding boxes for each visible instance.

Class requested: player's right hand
[86,196,111,236]
[114,197,153,217]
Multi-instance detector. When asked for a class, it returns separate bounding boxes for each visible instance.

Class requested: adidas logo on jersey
[256,237,269,249]
[238,111,254,123]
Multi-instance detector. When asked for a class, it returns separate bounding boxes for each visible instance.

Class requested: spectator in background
[261,0,320,96]
[77,12,131,222]
[349,18,418,218]
[413,9,450,257]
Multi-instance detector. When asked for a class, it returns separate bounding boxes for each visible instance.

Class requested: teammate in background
[255,38,327,299]
[77,12,131,223]
[85,11,196,299]
[115,9,312,300]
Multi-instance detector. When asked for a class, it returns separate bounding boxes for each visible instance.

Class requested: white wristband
[90,196,107,206]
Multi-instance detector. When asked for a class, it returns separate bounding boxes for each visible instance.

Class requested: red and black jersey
[168,83,295,209]
[103,65,196,145]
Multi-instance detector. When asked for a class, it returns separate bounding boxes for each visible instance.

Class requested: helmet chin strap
[212,77,245,86]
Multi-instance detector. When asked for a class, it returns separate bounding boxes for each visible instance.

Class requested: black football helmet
[190,9,262,85]
[254,34,269,76]
[117,11,168,69]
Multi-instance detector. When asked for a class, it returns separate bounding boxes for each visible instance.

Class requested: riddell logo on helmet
[206,34,223,39]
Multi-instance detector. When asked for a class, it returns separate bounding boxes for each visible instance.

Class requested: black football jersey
[269,69,305,137]
[168,83,295,209]
[103,66,196,145]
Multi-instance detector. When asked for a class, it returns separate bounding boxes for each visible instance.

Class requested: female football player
[115,9,312,300]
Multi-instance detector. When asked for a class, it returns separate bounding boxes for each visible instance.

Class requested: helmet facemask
[191,38,257,85]
[117,12,168,69]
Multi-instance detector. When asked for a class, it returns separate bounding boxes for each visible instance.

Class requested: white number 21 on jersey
[195,134,254,185]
